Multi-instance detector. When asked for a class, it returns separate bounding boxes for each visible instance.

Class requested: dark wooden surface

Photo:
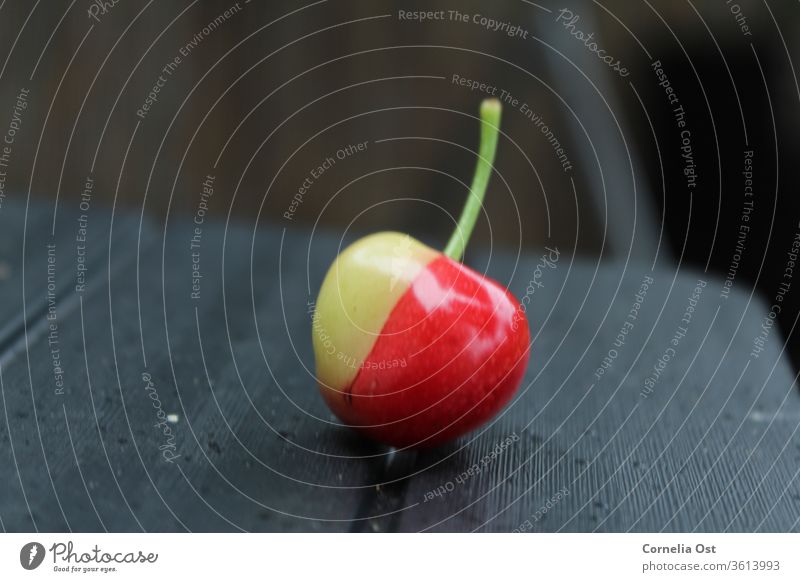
[0,200,798,532]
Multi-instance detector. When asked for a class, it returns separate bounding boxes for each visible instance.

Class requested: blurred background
[1,0,799,364]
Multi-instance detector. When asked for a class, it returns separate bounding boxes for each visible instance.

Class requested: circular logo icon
[20,542,45,570]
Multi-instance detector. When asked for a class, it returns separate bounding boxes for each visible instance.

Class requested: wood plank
[1,204,798,531]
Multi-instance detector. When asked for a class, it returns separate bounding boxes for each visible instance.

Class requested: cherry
[312,99,530,448]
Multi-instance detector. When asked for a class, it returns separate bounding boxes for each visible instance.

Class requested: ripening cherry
[312,99,530,448]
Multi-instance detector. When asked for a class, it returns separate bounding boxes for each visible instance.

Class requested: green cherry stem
[443,98,503,262]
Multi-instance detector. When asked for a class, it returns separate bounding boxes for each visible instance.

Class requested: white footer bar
[1,533,796,580]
